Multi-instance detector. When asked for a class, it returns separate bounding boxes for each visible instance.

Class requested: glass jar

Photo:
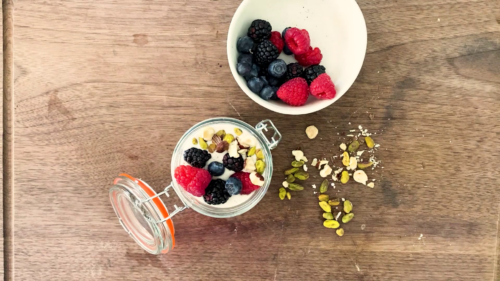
[109,118,281,254]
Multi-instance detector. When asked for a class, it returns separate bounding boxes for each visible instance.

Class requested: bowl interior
[227,0,367,115]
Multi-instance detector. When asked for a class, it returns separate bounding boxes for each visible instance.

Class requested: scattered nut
[357,162,374,169]
[318,194,329,202]
[319,201,332,213]
[319,179,329,193]
[336,228,345,237]
[286,174,296,183]
[202,127,216,141]
[365,136,375,148]
[353,170,368,185]
[208,143,217,153]
[250,172,265,186]
[255,160,266,174]
[323,213,334,220]
[284,167,299,176]
[238,149,248,155]
[216,130,226,139]
[301,156,308,162]
[367,182,375,188]
[323,220,340,229]
[328,199,340,206]
[286,192,291,200]
[303,164,308,171]
[291,160,305,167]
[256,149,265,160]
[318,159,329,169]
[348,140,360,153]
[192,138,198,145]
[320,164,333,178]
[344,200,353,213]
[288,183,304,191]
[199,137,208,150]
[247,147,256,157]
[294,171,309,180]
[228,141,240,158]
[292,150,304,161]
[342,213,354,223]
[223,134,235,144]
[279,188,286,200]
[311,158,318,166]
[238,133,257,148]
[342,152,350,166]
[340,171,350,184]
[305,125,319,139]
[340,143,347,151]
[348,157,358,170]
[243,157,256,173]
[234,128,243,136]
[282,181,289,188]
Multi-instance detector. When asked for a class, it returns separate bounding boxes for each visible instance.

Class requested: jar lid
[109,174,177,254]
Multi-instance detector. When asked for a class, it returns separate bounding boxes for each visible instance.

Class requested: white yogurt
[180,123,264,208]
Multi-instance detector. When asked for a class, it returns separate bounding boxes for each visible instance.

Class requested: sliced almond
[292,150,304,161]
[353,170,368,185]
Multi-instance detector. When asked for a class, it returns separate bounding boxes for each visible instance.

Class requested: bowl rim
[227,0,368,115]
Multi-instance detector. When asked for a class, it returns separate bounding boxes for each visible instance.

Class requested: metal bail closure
[109,174,188,254]
[255,119,282,150]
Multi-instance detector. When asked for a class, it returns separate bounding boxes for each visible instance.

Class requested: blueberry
[208,162,225,177]
[237,36,255,54]
[259,86,277,100]
[283,44,293,55]
[267,76,282,87]
[282,27,290,39]
[237,63,252,76]
[225,177,242,195]
[247,77,265,94]
[268,59,287,78]
[238,53,253,65]
[270,86,280,100]
[260,76,268,87]
[244,64,260,81]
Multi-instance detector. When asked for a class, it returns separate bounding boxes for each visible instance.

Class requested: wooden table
[2,0,500,280]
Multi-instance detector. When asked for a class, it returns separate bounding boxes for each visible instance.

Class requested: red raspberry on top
[295,47,323,67]
[269,31,284,54]
[310,73,337,100]
[277,77,309,106]
[231,172,260,195]
[174,165,211,197]
[284,28,310,55]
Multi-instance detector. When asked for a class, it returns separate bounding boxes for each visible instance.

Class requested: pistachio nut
[328,199,340,206]
[357,162,374,169]
[336,228,345,237]
[318,194,329,202]
[323,220,340,229]
[215,130,226,139]
[293,171,309,180]
[348,140,360,153]
[288,183,304,191]
[320,179,329,193]
[342,152,350,166]
[199,137,208,150]
[286,192,291,200]
[291,160,305,167]
[342,213,354,223]
[340,171,350,184]
[365,136,375,148]
[234,128,243,136]
[208,143,217,153]
[319,201,331,213]
[223,134,235,144]
[192,138,198,145]
[279,188,286,200]
[256,149,265,160]
[284,167,299,176]
[286,174,296,183]
[256,160,266,174]
[323,213,334,220]
[344,200,353,213]
[247,147,256,157]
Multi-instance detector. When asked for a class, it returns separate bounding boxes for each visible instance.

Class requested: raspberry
[295,47,323,67]
[231,172,260,195]
[269,31,284,53]
[310,73,337,100]
[183,147,211,168]
[277,77,309,106]
[174,165,211,197]
[284,28,310,55]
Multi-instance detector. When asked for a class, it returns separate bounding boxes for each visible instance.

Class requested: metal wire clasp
[140,183,188,224]
[255,119,282,150]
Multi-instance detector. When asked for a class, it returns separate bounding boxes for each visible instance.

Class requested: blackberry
[222,153,244,172]
[254,40,280,66]
[284,63,304,81]
[183,148,211,168]
[247,19,272,42]
[303,65,326,85]
[204,179,231,205]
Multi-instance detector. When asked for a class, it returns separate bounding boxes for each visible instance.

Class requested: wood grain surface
[8,0,500,280]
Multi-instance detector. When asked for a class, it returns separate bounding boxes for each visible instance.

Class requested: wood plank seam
[3,0,14,280]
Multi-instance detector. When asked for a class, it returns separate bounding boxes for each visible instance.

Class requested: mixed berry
[236,19,337,106]
[174,126,267,205]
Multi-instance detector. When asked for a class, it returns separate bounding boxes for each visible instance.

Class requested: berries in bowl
[227,0,367,115]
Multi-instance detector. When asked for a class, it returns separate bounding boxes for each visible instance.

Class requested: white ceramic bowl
[227,0,367,115]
